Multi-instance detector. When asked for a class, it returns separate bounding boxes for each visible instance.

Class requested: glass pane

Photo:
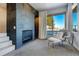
[53,14,65,31]
[47,13,65,37]
[72,6,77,32]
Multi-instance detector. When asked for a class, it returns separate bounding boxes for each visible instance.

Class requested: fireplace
[22,30,32,44]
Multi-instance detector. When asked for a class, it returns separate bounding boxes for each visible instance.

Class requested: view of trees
[47,16,54,30]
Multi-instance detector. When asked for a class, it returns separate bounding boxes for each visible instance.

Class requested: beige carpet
[5,39,79,56]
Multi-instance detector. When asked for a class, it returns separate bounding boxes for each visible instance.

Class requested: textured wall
[16,4,35,48]
[39,11,47,39]
[66,4,72,32]
[77,4,79,31]
[0,4,6,33]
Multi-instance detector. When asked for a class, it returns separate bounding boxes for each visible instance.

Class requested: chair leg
[48,41,51,48]
[61,42,64,47]
[48,41,50,46]
[52,43,54,48]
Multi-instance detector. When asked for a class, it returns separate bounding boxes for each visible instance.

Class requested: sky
[52,12,77,29]
[52,14,65,29]
[72,12,77,26]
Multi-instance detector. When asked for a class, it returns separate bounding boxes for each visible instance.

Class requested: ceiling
[30,3,67,11]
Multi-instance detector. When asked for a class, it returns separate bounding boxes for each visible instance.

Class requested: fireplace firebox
[22,30,32,44]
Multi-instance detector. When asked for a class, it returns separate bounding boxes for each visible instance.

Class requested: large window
[47,13,65,37]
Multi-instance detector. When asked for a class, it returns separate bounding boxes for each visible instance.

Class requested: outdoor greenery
[47,16,54,29]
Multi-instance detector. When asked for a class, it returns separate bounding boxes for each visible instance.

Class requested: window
[47,13,65,37]
[72,12,77,32]
[72,7,77,32]
[53,14,65,31]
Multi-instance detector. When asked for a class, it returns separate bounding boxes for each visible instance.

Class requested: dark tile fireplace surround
[22,30,33,44]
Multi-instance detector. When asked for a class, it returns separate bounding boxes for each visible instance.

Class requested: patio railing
[47,30,63,38]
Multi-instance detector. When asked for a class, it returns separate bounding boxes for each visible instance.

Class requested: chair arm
[64,36,71,39]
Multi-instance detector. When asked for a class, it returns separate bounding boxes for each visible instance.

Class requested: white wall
[77,4,79,31]
[0,4,7,33]
[39,11,47,39]
[66,4,72,32]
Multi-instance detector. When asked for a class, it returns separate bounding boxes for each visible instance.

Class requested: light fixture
[13,26,16,30]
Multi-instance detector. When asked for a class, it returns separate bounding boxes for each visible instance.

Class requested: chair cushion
[48,37,62,42]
